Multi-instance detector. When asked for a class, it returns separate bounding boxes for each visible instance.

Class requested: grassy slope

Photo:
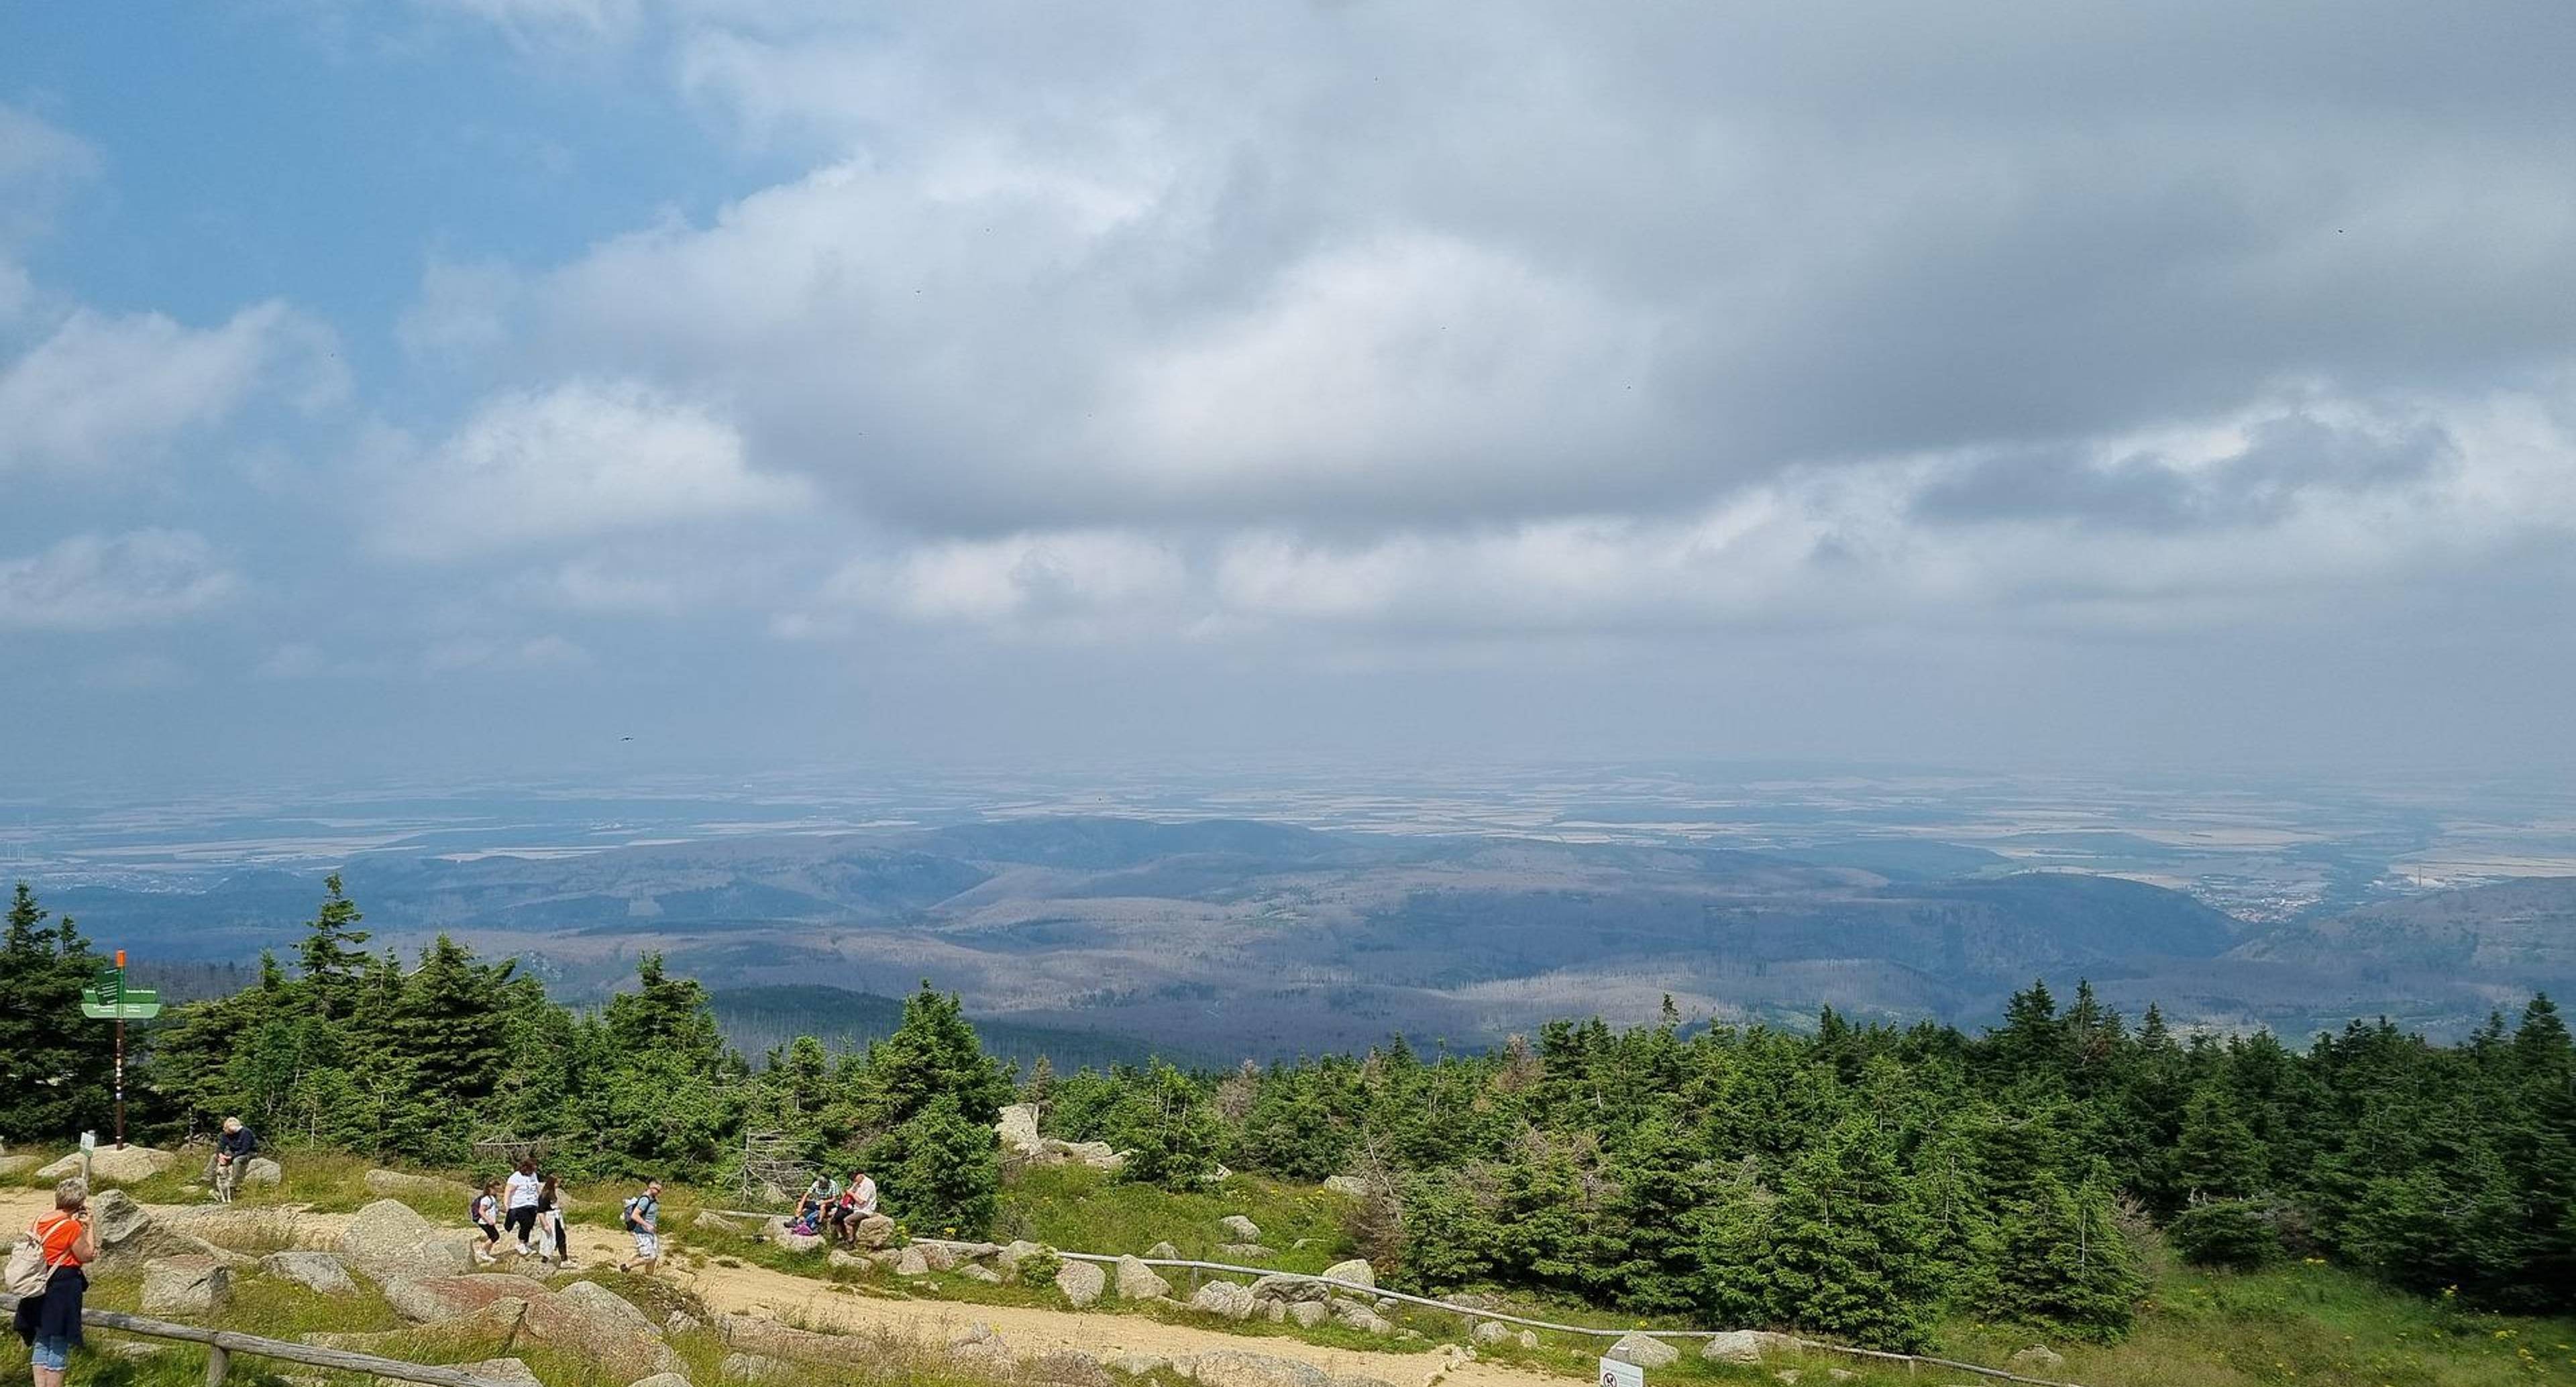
[12,1156,2575,1387]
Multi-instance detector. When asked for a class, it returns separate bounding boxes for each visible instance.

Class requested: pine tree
[1110,1060,1222,1188]
[858,983,1014,1129]
[0,883,109,1140]
[871,1094,1000,1235]
[295,875,372,1019]
[1717,1114,1939,1350]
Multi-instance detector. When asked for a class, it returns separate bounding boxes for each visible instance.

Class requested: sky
[3,1,2573,791]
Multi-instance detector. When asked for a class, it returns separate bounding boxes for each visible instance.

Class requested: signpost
[1599,1356,1646,1387]
[79,950,162,1149]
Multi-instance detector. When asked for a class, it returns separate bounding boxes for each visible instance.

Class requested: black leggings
[542,1209,568,1258]
[476,1221,502,1246]
[506,1207,538,1243]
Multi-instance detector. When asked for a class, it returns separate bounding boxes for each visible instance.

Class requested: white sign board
[1599,1356,1646,1387]
[78,1131,97,1152]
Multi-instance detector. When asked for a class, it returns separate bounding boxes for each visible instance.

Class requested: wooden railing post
[205,1343,231,1387]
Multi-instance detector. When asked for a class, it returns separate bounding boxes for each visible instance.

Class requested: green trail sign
[81,965,162,1020]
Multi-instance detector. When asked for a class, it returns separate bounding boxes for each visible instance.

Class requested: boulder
[718,1315,878,1368]
[1114,1255,1171,1300]
[2009,1346,2067,1372]
[1470,1321,1510,1347]
[1701,1331,1799,1365]
[1108,1354,1171,1376]
[447,1362,540,1387]
[162,1204,322,1250]
[40,1144,177,1184]
[1263,1300,1287,1323]
[308,1300,529,1353]
[996,1239,1043,1272]
[261,1251,358,1296]
[1216,1243,1276,1261]
[339,1199,472,1285]
[1056,1258,1106,1308]
[692,1212,744,1234]
[826,1250,873,1272]
[364,1168,476,1205]
[958,1264,1004,1284]
[522,1281,682,1382]
[1250,1273,1328,1302]
[1320,1176,1370,1198]
[1319,1258,1375,1290]
[668,1312,704,1335]
[0,1154,38,1178]
[765,1219,826,1254]
[1147,1240,1181,1259]
[142,1256,232,1316]
[1286,1301,1328,1329]
[853,1215,896,1249]
[915,1242,959,1272]
[1516,1331,1538,1349]
[241,1157,285,1188]
[1191,1351,1332,1387]
[382,1273,551,1323]
[1219,1215,1262,1241]
[894,1246,932,1276]
[916,1238,1001,1262]
[998,1103,1046,1153]
[1026,1350,1113,1387]
[628,1375,693,1387]
[719,1355,792,1384]
[1190,1280,1260,1321]
[1607,1334,1680,1370]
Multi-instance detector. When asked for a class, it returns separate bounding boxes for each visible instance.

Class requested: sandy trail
[0,1188,1571,1387]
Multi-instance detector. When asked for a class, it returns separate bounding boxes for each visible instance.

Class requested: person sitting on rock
[830,1168,877,1244]
[210,1117,256,1203]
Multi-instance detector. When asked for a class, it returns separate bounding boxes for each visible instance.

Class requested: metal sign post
[80,950,162,1149]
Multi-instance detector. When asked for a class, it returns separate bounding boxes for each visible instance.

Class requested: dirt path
[0,1188,1572,1387]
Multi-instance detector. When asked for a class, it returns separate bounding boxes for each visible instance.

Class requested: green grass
[991,1165,1358,1274]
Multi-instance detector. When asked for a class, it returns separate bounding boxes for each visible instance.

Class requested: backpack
[4,1218,65,1296]
[622,1196,644,1231]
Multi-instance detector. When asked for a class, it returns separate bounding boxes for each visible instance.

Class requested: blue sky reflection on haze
[2,1,2573,793]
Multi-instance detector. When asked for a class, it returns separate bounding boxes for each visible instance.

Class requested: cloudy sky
[4,1,2573,789]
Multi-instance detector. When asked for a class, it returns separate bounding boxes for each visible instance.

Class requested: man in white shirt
[504,1159,543,1256]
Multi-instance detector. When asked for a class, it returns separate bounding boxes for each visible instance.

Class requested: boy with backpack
[616,1179,662,1277]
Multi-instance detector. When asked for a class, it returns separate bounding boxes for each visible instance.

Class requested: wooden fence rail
[0,1293,527,1387]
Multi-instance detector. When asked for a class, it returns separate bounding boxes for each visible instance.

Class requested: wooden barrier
[0,1294,529,1387]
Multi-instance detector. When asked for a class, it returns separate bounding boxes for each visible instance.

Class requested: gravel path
[0,1186,1575,1387]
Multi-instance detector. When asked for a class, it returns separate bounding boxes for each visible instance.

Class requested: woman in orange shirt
[11,1182,97,1387]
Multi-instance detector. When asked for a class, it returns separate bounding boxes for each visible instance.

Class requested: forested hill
[7,875,2574,1359]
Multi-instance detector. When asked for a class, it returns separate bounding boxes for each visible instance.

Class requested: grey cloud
[1913,412,2455,531]
[449,0,2576,537]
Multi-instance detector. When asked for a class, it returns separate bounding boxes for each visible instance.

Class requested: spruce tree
[295,874,372,1019]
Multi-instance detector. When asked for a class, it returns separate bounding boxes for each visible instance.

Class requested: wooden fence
[0,1293,527,1387]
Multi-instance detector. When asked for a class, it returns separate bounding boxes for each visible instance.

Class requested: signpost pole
[83,948,159,1149]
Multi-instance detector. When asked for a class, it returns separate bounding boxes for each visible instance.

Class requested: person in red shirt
[13,1182,98,1387]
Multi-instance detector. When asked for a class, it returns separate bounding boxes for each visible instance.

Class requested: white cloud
[0,103,97,249]
[0,302,344,477]
[0,531,241,631]
[376,380,810,559]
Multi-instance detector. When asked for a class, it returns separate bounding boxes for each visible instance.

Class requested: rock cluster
[996,1103,1126,1172]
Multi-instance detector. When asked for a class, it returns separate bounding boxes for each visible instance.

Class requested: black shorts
[506,1206,539,1239]
[476,1221,502,1243]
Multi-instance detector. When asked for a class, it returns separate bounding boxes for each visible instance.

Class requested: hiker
[11,1181,98,1387]
[504,1157,543,1256]
[470,1180,505,1264]
[535,1173,572,1266]
[617,1179,663,1277]
[210,1117,257,1203]
[830,1168,877,1244]
[792,1172,839,1230]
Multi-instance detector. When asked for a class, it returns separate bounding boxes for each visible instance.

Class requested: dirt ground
[0,1186,1575,1387]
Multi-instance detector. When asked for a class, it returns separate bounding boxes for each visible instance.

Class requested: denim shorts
[30,1335,70,1371]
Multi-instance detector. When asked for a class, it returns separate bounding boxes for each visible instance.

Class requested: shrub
[2167,1199,2283,1270]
